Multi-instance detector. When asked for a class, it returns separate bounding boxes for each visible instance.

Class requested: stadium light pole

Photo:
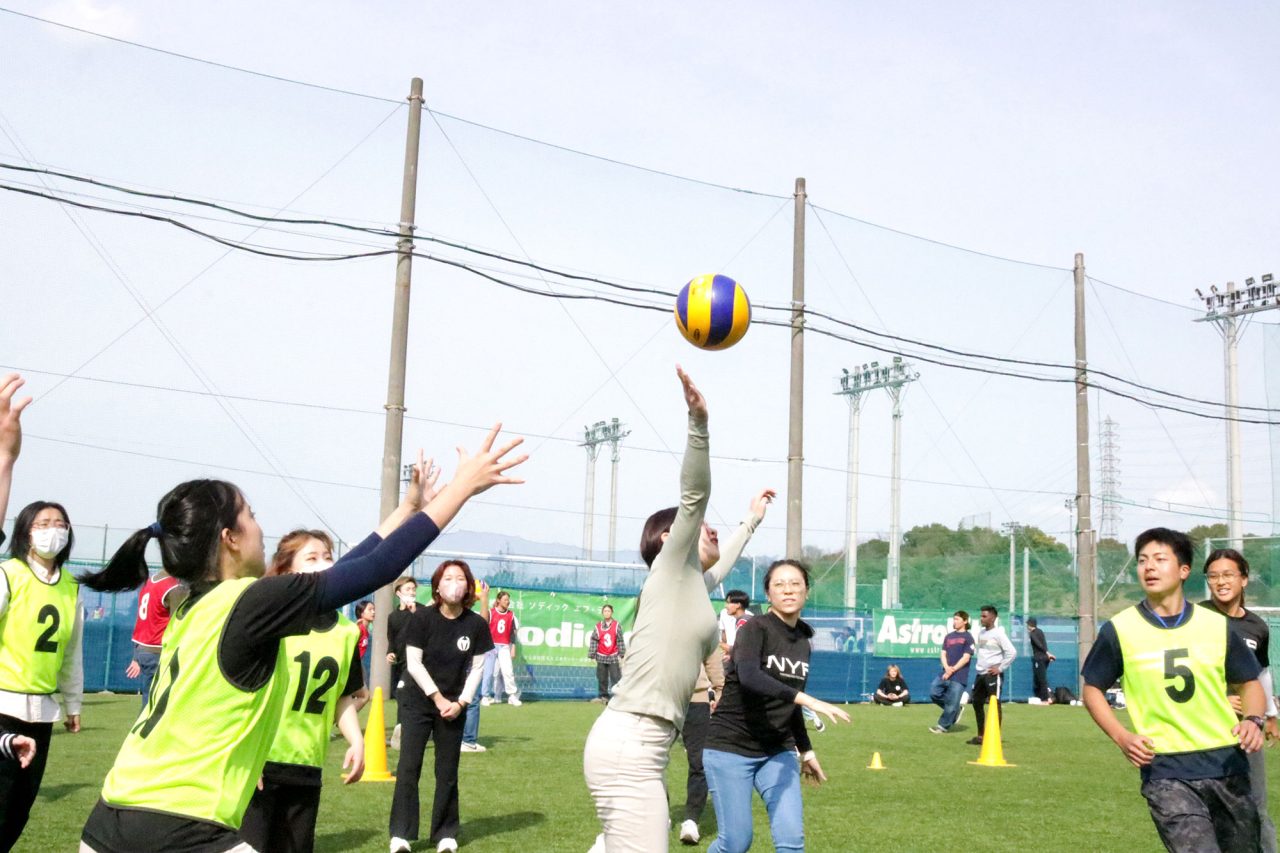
[605,418,630,561]
[1002,522,1022,618]
[581,421,607,559]
[372,77,424,697]
[1194,274,1278,550]
[884,357,918,609]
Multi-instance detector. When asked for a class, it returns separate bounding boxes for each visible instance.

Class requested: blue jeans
[480,648,498,700]
[462,696,480,745]
[704,748,804,853]
[930,676,964,729]
[134,647,161,713]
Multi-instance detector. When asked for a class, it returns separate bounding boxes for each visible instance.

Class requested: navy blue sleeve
[733,623,799,703]
[314,513,439,611]
[335,532,382,565]
[1082,621,1123,690]
[1226,627,1264,684]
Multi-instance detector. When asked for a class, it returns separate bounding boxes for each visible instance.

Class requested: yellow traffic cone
[360,687,396,782]
[867,751,886,770]
[968,695,1015,768]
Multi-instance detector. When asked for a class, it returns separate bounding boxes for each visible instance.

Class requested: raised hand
[749,488,777,520]
[402,449,440,512]
[676,365,707,423]
[451,424,527,497]
[0,373,33,466]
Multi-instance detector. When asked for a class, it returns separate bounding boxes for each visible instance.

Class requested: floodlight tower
[604,418,631,561]
[1194,274,1279,550]
[884,357,920,609]
[1001,521,1024,617]
[581,421,608,559]
[1099,417,1122,541]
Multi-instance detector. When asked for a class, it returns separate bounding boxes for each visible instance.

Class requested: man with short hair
[929,611,974,734]
[967,604,1015,746]
[1083,527,1264,852]
[717,590,752,660]
[1199,547,1277,852]
[1027,617,1055,703]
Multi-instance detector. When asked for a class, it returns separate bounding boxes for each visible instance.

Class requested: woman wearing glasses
[0,499,83,850]
[702,560,848,853]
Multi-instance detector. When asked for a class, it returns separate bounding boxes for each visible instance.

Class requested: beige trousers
[583,706,677,853]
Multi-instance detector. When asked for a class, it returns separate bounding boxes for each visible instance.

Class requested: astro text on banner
[872,609,955,658]
[508,589,638,668]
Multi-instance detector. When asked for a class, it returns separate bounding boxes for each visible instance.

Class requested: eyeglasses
[1206,572,1242,583]
[30,520,69,530]
[769,580,807,591]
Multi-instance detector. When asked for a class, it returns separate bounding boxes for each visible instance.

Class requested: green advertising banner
[506,589,638,668]
[872,609,955,658]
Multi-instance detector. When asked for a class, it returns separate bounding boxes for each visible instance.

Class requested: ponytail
[80,479,245,592]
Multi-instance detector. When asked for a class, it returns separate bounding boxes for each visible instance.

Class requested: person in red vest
[480,590,521,707]
[124,571,182,711]
[588,604,626,703]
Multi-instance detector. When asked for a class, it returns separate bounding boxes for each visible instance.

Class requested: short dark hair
[725,589,750,607]
[431,559,477,609]
[764,559,810,591]
[601,604,613,614]
[9,501,75,570]
[1027,617,1038,628]
[639,507,678,567]
[1134,527,1193,569]
[1204,548,1249,578]
[981,604,998,617]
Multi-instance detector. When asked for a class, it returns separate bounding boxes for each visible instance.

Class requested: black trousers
[596,661,621,699]
[1032,657,1051,701]
[240,779,322,853]
[971,672,1002,735]
[873,694,909,705]
[681,702,710,822]
[389,700,465,843]
[1142,775,1261,853]
[0,715,53,853]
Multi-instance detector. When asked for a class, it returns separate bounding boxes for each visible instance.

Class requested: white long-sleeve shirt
[973,621,1016,675]
[0,561,84,722]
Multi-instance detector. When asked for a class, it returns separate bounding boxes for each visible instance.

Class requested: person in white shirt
[718,591,752,660]
[967,604,1016,746]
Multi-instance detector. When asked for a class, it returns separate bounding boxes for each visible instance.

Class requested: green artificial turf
[12,694,1279,851]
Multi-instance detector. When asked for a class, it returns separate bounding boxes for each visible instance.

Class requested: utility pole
[835,369,868,609]
[1194,274,1277,550]
[606,418,630,561]
[885,357,918,609]
[1075,252,1098,684]
[1002,522,1022,617]
[372,78,424,696]
[786,178,806,560]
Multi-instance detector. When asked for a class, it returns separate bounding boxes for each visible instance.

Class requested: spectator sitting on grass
[873,665,910,706]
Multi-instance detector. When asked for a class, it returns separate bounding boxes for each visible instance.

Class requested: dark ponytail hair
[81,480,245,592]
[9,501,75,569]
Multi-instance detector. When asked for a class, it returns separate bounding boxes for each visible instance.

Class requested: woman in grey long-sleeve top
[582,367,766,853]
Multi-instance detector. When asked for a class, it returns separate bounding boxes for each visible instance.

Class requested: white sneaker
[679,819,700,844]
[480,697,494,706]
[460,741,487,753]
[587,833,606,853]
[813,716,826,733]
[508,696,523,706]
[437,839,458,853]
[390,838,411,853]
[389,723,402,752]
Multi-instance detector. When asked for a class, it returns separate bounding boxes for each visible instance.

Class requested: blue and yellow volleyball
[674,274,752,350]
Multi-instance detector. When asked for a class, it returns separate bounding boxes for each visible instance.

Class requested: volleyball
[674,274,752,350]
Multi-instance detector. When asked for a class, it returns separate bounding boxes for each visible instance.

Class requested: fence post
[102,591,117,691]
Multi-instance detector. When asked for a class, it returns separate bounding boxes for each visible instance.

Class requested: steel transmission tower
[836,356,918,609]
[1099,417,1122,541]
[581,419,629,560]
[1194,273,1278,550]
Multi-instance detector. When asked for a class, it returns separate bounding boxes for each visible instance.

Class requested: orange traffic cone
[867,751,886,770]
[360,687,396,782]
[968,696,1015,768]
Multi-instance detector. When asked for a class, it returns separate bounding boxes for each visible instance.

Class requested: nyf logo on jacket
[765,654,809,679]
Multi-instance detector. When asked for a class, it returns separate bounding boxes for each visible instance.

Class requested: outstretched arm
[0,374,32,536]
[656,367,711,576]
[703,488,774,591]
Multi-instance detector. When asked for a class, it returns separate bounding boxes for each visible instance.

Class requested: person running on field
[1199,547,1278,852]
[703,560,848,853]
[389,559,494,853]
[481,589,521,706]
[929,611,974,734]
[582,366,772,853]
[125,570,182,712]
[78,430,525,853]
[967,604,1015,746]
[587,604,625,703]
[1082,527,1265,852]
[238,529,371,853]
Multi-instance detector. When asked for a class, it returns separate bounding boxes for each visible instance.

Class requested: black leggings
[0,715,53,852]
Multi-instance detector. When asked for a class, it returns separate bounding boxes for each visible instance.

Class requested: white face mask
[296,559,333,575]
[31,527,69,560]
[438,580,468,604]
[397,591,416,605]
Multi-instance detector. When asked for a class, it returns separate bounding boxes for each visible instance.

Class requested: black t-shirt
[388,606,417,662]
[400,605,494,704]
[877,676,908,695]
[1197,600,1270,667]
[707,612,814,758]
[1082,599,1261,782]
